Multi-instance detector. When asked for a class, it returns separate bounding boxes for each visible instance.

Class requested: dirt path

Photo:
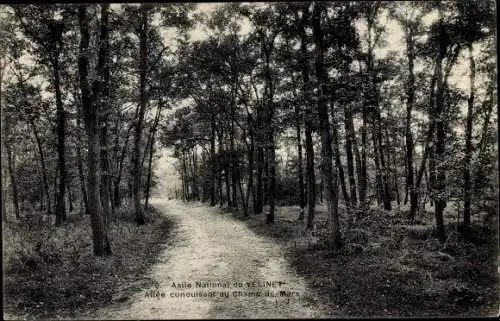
[90,199,329,319]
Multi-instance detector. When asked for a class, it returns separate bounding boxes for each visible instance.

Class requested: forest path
[91,199,329,319]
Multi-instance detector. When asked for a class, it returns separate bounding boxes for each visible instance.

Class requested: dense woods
[1,2,498,318]
[159,1,497,245]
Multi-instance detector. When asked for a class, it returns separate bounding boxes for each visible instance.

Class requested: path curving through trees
[90,199,329,319]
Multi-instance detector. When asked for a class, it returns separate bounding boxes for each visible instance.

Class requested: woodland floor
[228,202,499,317]
[3,198,498,319]
[2,203,175,320]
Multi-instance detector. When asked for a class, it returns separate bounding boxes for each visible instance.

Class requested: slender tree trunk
[298,4,316,228]
[237,167,248,216]
[145,105,162,208]
[76,116,89,214]
[225,150,232,207]
[386,127,400,205]
[217,128,224,207]
[305,121,316,229]
[405,26,417,218]
[410,62,438,219]
[313,3,341,248]
[262,41,277,224]
[433,7,446,241]
[371,122,383,205]
[371,85,391,210]
[477,83,494,157]
[210,115,216,206]
[53,58,66,226]
[246,126,255,217]
[230,124,237,209]
[266,131,276,224]
[67,185,74,213]
[463,43,475,227]
[30,120,52,214]
[133,4,149,225]
[5,139,20,220]
[343,103,358,205]
[295,105,306,218]
[255,144,264,214]
[114,124,133,207]
[0,60,6,222]
[331,105,350,205]
[360,108,368,208]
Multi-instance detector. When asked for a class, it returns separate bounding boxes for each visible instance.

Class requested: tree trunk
[5,138,20,220]
[69,185,75,212]
[53,58,66,227]
[298,3,316,228]
[463,43,475,227]
[255,145,264,214]
[343,103,358,205]
[78,4,111,255]
[410,62,438,219]
[266,131,276,224]
[30,119,52,214]
[477,82,494,157]
[145,104,162,209]
[371,122,384,205]
[114,124,134,207]
[405,26,417,218]
[295,105,306,218]
[210,115,216,206]
[76,116,89,214]
[331,105,350,205]
[217,127,224,206]
[230,124,238,209]
[385,127,400,205]
[433,7,447,241]
[305,121,316,229]
[313,3,341,248]
[133,4,149,225]
[245,126,254,217]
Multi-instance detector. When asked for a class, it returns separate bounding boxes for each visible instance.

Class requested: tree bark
[53,57,66,226]
[98,13,112,225]
[360,101,368,208]
[75,114,89,214]
[405,25,417,218]
[210,115,216,206]
[5,136,20,220]
[145,104,163,208]
[295,105,306,218]
[262,38,277,224]
[245,121,255,217]
[313,2,341,248]
[29,119,52,214]
[343,103,358,205]
[114,122,134,207]
[331,105,350,205]
[463,43,475,227]
[433,6,447,242]
[133,4,149,225]
[78,4,111,255]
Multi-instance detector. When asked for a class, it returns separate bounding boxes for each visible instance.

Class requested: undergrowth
[225,202,499,317]
[3,204,175,320]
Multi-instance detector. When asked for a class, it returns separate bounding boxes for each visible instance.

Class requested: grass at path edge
[3,204,177,320]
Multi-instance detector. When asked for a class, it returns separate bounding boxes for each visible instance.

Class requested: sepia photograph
[1,1,498,319]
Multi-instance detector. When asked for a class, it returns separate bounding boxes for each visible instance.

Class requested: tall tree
[78,4,112,255]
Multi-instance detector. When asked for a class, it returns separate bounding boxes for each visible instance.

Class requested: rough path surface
[91,199,329,319]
